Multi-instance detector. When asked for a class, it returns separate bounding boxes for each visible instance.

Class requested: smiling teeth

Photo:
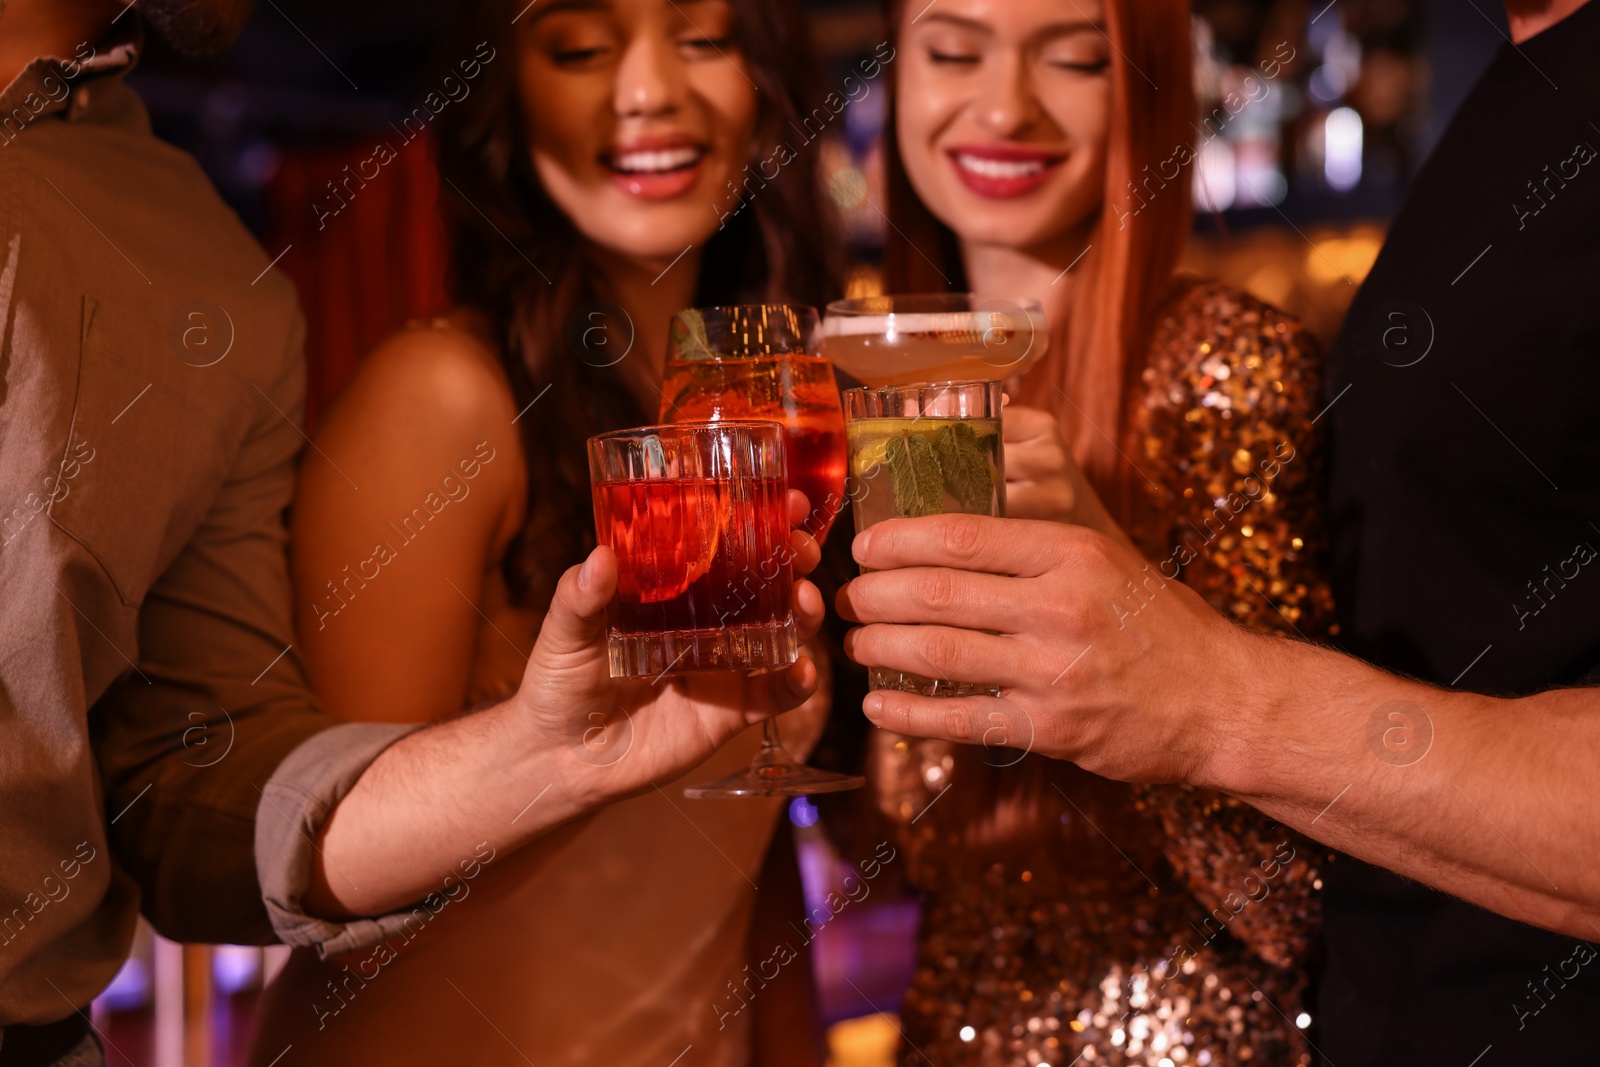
[957,154,1046,179]
[614,148,700,173]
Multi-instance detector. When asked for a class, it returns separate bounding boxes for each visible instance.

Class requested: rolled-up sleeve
[255,721,421,956]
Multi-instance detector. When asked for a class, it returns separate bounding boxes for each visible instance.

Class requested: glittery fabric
[872,279,1335,1067]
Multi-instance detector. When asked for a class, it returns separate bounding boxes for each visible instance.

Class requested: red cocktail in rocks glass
[587,420,863,797]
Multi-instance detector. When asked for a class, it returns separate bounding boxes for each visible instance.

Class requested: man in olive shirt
[0,2,824,1063]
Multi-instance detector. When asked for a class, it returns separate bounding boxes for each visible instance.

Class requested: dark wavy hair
[435,0,840,608]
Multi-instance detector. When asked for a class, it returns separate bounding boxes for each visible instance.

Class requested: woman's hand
[514,489,826,803]
[1003,403,1077,523]
[1003,403,1131,547]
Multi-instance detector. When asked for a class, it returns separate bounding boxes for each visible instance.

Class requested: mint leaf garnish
[671,309,715,362]
[887,431,944,518]
[934,422,996,515]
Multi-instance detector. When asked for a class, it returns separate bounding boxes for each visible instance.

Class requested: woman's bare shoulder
[291,309,529,722]
[304,307,527,541]
[334,308,514,426]
[322,309,517,450]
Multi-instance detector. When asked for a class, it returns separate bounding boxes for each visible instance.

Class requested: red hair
[882,0,1195,513]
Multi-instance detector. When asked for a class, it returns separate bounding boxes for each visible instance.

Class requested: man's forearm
[836,512,1600,936]
[1206,630,1600,938]
[297,538,826,924]
[304,700,598,919]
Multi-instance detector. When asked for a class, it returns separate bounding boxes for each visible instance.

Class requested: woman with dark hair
[846,0,1336,1063]
[251,0,837,1063]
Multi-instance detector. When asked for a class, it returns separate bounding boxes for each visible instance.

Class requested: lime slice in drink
[850,435,891,476]
[847,417,922,475]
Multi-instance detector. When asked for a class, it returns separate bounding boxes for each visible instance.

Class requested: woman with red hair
[862,1,1334,1063]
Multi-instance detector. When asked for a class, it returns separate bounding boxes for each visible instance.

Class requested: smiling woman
[253,0,838,1065]
[884,0,1195,498]
[442,0,837,613]
[517,0,761,258]
[896,3,1113,246]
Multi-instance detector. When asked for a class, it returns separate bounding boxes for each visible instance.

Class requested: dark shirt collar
[0,18,140,125]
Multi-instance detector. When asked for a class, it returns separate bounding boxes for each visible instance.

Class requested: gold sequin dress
[870,279,1337,1067]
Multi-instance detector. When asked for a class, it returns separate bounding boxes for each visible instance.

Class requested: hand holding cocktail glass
[526,477,828,802]
[836,512,1238,787]
[576,296,1051,793]
[825,294,1045,704]
[587,305,863,797]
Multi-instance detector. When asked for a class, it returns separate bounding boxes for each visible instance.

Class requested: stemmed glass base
[684,720,864,798]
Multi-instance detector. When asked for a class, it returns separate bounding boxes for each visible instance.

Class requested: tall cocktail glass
[660,305,848,544]
[842,380,1006,698]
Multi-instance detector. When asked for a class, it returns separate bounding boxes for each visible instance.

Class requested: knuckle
[553,562,583,603]
[941,705,975,742]
[1056,525,1102,568]
[1084,531,1115,563]
[918,568,959,613]
[939,514,984,559]
[1034,525,1076,570]
[984,706,1037,759]
[1057,599,1095,637]
[920,628,965,673]
[873,521,904,557]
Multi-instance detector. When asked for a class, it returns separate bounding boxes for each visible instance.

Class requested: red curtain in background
[266,131,451,426]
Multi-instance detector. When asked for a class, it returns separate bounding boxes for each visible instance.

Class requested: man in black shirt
[835,0,1600,1062]
[1316,0,1600,1060]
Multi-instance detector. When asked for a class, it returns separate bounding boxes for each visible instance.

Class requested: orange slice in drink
[601,477,726,604]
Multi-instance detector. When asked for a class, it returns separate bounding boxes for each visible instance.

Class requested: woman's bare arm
[291,322,526,723]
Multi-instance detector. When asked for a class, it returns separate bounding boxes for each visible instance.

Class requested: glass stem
[756,718,797,767]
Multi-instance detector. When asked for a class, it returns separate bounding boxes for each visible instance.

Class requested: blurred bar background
[97,0,1507,1062]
